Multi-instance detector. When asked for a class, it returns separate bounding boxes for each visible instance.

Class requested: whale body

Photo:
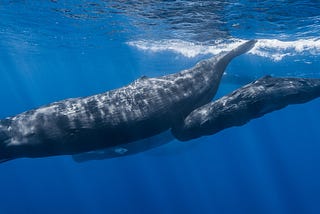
[0,40,257,162]
[172,76,320,141]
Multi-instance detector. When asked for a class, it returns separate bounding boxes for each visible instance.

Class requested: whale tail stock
[215,39,257,70]
[228,39,257,59]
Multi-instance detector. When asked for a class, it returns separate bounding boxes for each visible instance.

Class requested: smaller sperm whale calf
[172,76,320,141]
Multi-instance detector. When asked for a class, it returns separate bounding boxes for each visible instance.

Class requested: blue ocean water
[0,1,320,214]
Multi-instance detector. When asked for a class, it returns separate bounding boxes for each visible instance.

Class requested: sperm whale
[0,40,256,162]
[172,75,320,141]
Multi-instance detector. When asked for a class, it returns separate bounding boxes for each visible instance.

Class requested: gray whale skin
[0,40,320,163]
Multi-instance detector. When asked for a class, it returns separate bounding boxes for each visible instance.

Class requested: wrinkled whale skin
[172,76,320,141]
[0,40,257,160]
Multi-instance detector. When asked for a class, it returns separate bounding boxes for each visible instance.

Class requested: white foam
[252,39,320,61]
[127,39,246,58]
[127,38,320,61]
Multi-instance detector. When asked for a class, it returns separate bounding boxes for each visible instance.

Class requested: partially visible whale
[172,75,320,141]
[0,40,257,162]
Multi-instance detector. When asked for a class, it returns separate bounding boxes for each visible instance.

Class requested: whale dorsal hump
[139,75,148,80]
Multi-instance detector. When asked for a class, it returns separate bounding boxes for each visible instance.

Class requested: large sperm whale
[0,40,256,162]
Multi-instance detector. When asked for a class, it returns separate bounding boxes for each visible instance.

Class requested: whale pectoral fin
[73,131,175,162]
[72,147,128,162]
[0,158,13,164]
[145,139,200,157]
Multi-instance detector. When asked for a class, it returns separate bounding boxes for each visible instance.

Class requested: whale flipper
[0,158,13,164]
[172,76,320,141]
[72,131,174,162]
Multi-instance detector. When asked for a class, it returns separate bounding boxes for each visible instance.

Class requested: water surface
[0,1,320,214]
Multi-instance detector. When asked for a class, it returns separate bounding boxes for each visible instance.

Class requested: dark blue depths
[1,1,320,214]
